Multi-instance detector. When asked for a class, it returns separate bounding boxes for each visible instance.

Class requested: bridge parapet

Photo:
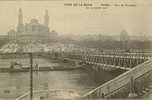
[82,59,152,99]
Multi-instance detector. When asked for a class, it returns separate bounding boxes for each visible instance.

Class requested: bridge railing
[82,59,152,98]
[67,50,152,58]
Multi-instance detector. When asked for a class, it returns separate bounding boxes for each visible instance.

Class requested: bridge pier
[128,76,137,98]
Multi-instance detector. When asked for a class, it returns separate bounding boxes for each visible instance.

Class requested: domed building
[8,8,58,43]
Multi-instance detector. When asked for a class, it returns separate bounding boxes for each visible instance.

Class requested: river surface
[0,57,122,99]
[0,68,121,99]
[0,69,96,99]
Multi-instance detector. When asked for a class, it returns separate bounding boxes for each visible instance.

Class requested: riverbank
[0,65,83,73]
[0,56,83,72]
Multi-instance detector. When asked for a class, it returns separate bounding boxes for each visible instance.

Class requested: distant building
[120,30,130,50]
[120,30,129,42]
[8,8,58,43]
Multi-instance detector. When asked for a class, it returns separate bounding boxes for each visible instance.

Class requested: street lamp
[29,53,33,100]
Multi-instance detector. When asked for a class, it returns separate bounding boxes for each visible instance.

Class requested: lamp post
[29,53,33,100]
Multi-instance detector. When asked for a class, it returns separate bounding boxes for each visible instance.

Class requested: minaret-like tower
[44,9,49,27]
[17,8,24,33]
[18,8,23,25]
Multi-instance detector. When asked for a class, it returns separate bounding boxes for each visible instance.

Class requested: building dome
[8,29,16,34]
[8,8,58,43]
[30,19,39,25]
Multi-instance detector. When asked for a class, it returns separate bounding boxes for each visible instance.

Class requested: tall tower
[17,8,24,33]
[18,8,23,25]
[44,9,49,27]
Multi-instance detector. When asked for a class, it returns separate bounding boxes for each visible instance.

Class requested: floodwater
[0,70,89,99]
[0,68,121,100]
[0,57,122,100]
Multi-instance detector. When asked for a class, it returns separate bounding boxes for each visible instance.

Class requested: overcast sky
[0,0,152,36]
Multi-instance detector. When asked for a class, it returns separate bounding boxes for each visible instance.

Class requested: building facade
[8,8,58,43]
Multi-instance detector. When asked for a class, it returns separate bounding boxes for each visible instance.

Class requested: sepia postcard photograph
[0,0,152,100]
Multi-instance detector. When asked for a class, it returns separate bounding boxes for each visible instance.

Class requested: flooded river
[0,68,121,99]
[0,56,123,99]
